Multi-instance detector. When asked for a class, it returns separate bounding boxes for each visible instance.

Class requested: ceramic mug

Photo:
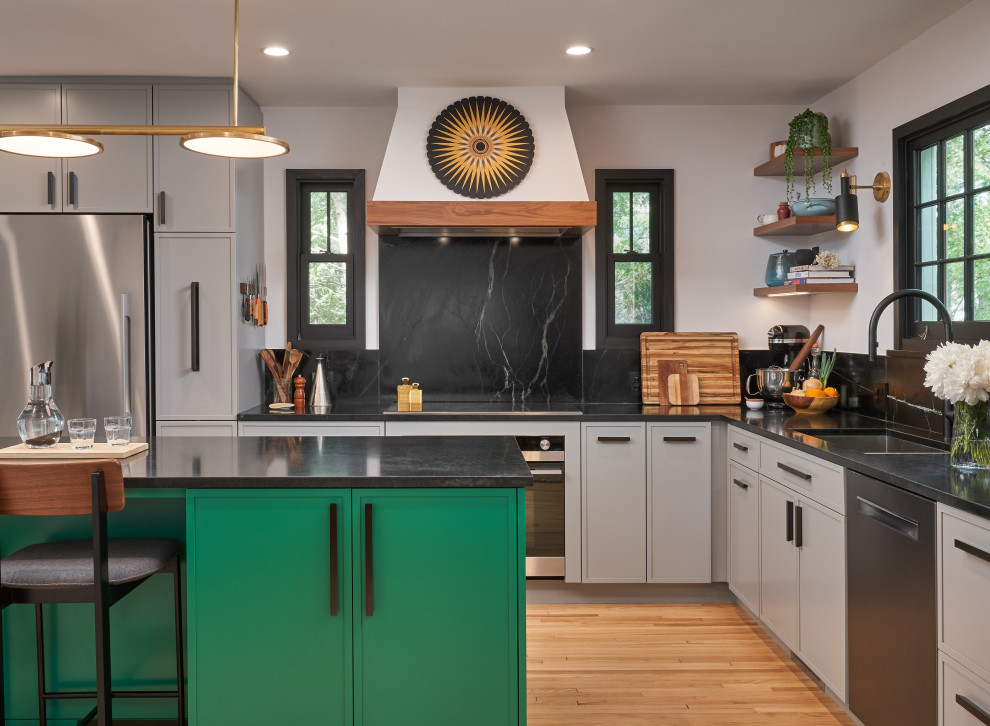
[757,213,778,225]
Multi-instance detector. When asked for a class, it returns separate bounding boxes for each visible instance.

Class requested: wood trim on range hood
[367,201,596,237]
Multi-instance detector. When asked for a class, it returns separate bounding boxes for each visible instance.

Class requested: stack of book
[784,264,855,286]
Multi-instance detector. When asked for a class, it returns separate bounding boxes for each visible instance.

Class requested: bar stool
[0,460,184,726]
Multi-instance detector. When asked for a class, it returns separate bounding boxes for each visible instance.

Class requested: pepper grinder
[293,376,306,412]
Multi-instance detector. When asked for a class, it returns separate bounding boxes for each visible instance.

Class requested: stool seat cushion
[1,538,179,588]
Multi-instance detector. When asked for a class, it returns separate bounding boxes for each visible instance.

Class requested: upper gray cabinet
[153,85,235,233]
[62,84,153,213]
[0,83,152,213]
[0,84,64,212]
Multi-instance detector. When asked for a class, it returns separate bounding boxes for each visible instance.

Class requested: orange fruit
[823,387,838,397]
[805,389,827,398]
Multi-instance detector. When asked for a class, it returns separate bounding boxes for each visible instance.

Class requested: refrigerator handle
[190,282,200,372]
[121,293,132,416]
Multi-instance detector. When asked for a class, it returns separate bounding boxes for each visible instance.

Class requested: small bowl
[782,392,839,415]
[791,198,836,216]
[745,397,765,410]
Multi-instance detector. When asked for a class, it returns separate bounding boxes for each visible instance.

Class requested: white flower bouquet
[924,341,990,470]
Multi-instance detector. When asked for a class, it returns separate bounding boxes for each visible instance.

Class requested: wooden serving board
[640,332,741,405]
[0,442,149,459]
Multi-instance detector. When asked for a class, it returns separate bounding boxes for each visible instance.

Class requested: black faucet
[867,289,955,439]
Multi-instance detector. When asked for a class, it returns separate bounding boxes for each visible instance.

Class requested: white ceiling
[0,0,971,107]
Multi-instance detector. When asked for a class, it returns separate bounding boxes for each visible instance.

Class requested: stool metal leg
[1,603,5,726]
[172,563,186,725]
[93,600,111,726]
[34,605,46,726]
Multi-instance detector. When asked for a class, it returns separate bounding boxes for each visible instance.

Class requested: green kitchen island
[1,435,530,726]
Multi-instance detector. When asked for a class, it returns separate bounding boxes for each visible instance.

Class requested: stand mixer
[746,325,812,408]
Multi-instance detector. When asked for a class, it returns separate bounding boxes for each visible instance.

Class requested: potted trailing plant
[784,109,833,204]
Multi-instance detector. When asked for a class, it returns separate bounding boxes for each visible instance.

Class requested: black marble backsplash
[377,235,582,403]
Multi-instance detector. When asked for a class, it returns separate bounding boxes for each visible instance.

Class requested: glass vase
[951,400,990,471]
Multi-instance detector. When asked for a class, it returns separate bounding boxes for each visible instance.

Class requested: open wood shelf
[754,215,837,236]
[754,282,858,297]
[367,200,597,236]
[754,147,859,177]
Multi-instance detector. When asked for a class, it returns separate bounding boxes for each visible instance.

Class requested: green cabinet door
[351,489,523,726]
[187,490,352,726]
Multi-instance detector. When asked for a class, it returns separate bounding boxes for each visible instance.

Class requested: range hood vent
[367,201,596,238]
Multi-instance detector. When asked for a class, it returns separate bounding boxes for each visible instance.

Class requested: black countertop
[239,401,990,520]
[0,436,532,490]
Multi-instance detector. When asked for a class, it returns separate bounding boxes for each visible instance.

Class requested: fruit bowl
[782,392,839,415]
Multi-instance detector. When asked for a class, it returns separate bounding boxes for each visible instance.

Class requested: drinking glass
[68,418,97,449]
[104,415,133,446]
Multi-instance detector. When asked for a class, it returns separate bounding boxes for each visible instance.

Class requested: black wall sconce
[835,169,891,232]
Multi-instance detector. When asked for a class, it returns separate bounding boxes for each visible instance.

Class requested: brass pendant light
[0,0,288,160]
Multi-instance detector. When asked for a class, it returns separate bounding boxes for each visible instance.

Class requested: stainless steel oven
[517,435,565,578]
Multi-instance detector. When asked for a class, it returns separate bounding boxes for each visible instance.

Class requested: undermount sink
[813,432,948,455]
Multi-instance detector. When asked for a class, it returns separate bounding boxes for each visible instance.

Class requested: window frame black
[594,169,675,349]
[285,169,366,350]
[894,82,990,350]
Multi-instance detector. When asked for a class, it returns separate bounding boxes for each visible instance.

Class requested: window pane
[975,258,990,320]
[310,192,328,252]
[612,192,631,253]
[614,261,652,325]
[917,264,938,321]
[946,261,965,321]
[974,124,990,190]
[946,134,965,196]
[309,262,347,325]
[328,191,348,253]
[632,192,651,253]
[946,198,965,258]
[918,144,938,204]
[918,205,939,263]
[976,191,990,255]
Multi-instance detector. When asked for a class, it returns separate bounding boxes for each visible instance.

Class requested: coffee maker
[767,324,811,368]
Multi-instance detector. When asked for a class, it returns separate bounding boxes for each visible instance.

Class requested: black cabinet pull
[329,503,339,617]
[68,171,78,207]
[663,436,696,442]
[732,442,749,452]
[777,461,812,480]
[47,171,55,207]
[795,505,804,548]
[158,190,166,226]
[597,436,631,443]
[786,500,794,543]
[732,478,749,490]
[955,538,990,565]
[957,694,990,725]
[190,282,200,372]
[364,503,374,617]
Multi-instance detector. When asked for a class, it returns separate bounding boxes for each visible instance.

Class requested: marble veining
[379,236,581,402]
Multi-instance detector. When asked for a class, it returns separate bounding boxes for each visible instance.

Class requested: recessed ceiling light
[566,45,592,56]
[263,46,290,57]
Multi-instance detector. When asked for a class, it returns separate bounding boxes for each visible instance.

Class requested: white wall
[260,106,395,349]
[568,104,804,349]
[808,0,990,353]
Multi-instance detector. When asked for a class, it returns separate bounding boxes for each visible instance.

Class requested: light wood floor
[527,603,855,725]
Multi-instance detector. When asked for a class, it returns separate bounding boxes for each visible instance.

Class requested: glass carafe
[17,383,65,448]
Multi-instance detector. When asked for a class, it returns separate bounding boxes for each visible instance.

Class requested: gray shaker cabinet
[153,85,235,232]
[62,84,153,213]
[0,84,62,212]
[582,424,647,583]
[155,234,236,419]
[647,423,712,583]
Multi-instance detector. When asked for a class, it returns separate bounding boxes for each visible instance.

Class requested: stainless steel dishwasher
[847,470,937,726]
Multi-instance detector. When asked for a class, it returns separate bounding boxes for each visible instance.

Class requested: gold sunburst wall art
[426,96,536,199]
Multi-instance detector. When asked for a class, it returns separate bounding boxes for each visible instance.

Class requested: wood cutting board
[0,442,149,459]
[640,332,741,405]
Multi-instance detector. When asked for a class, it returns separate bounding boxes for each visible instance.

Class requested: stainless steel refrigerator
[0,214,150,437]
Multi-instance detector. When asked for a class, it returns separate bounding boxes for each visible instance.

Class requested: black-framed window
[286,169,365,349]
[595,169,674,349]
[894,83,990,347]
